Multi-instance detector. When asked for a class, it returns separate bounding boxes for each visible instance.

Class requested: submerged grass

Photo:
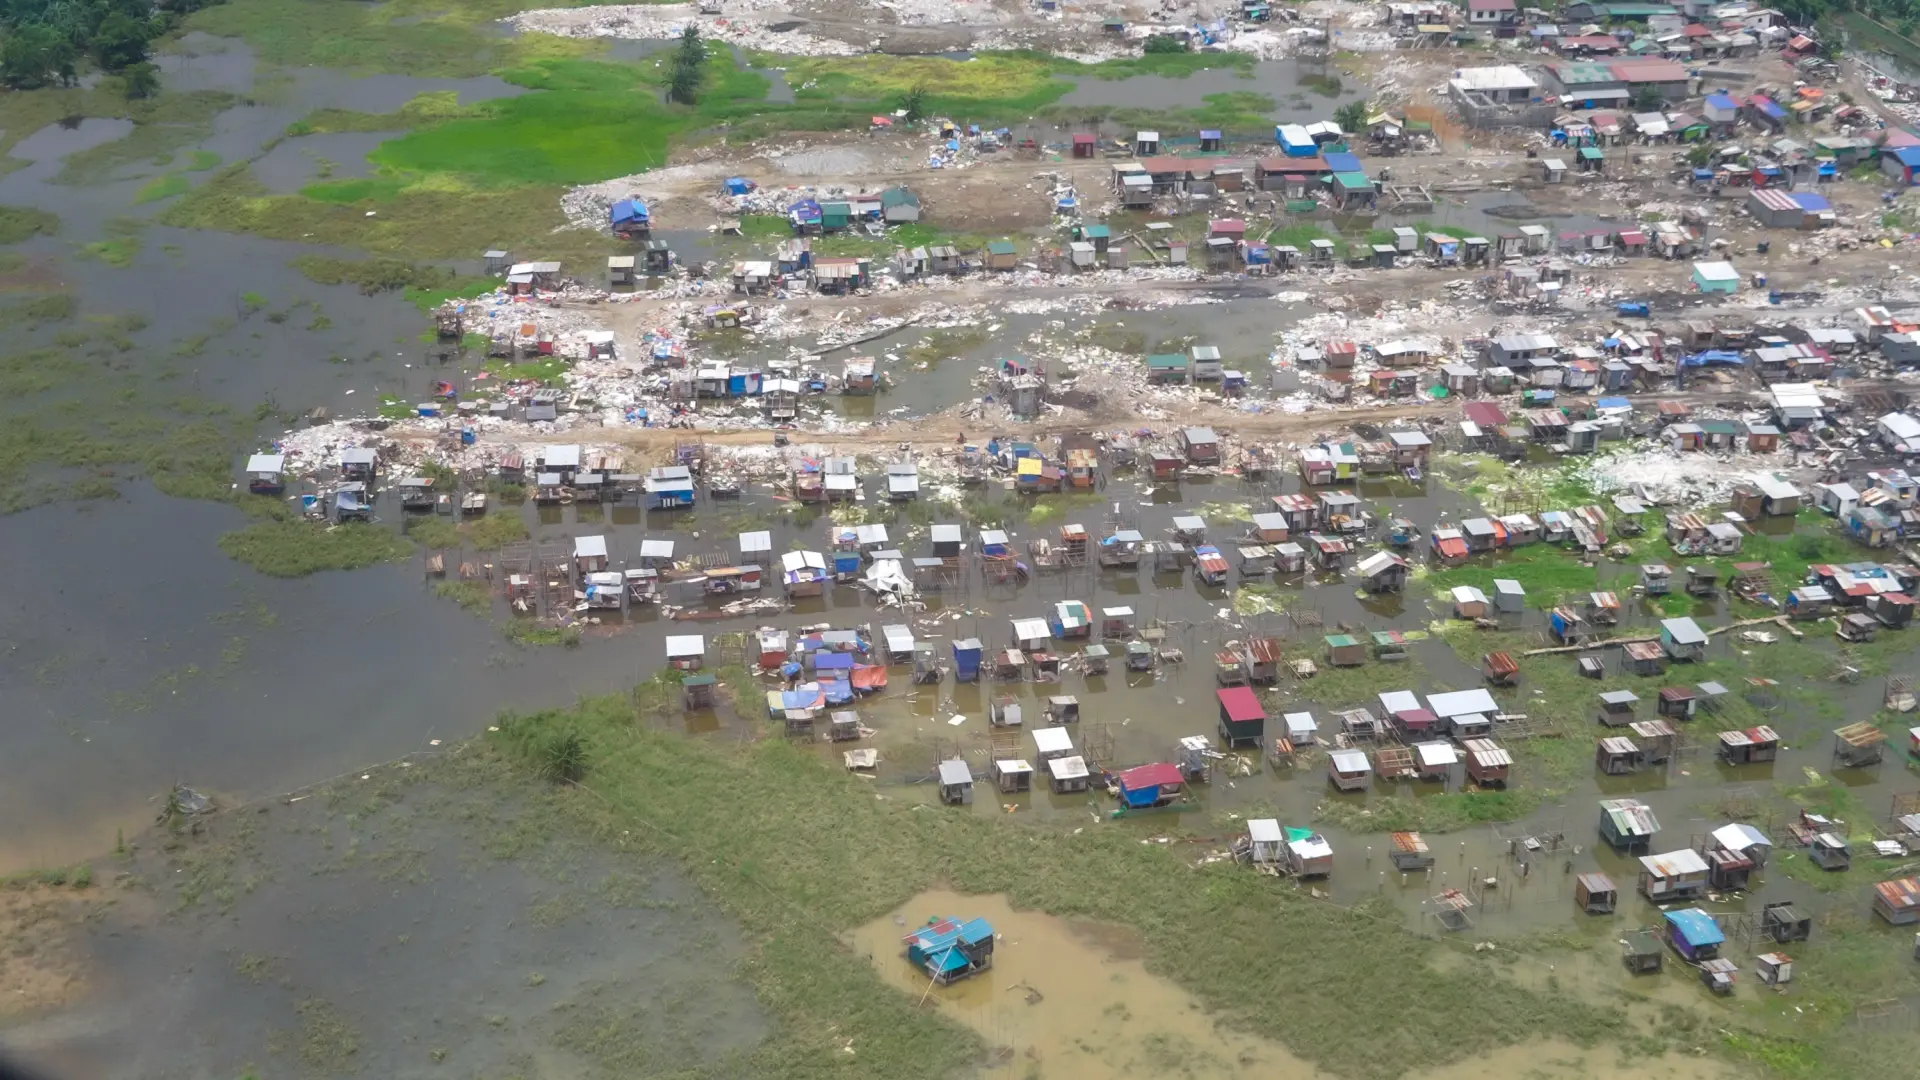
[0,206,58,244]
[216,520,415,577]
[482,694,1647,1080]
[135,173,192,205]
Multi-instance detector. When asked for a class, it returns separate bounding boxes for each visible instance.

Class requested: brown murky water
[854,890,1739,1080]
[851,890,1326,1079]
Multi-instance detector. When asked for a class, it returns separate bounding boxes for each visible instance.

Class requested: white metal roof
[574,535,608,558]
[640,539,675,558]
[1284,711,1317,733]
[781,550,826,571]
[246,453,283,473]
[1417,742,1460,767]
[1032,727,1074,754]
[1248,818,1284,844]
[1880,412,1920,440]
[1356,551,1406,576]
[1379,690,1422,714]
[544,445,582,468]
[1639,848,1709,876]
[1450,64,1539,92]
[1047,755,1089,780]
[740,530,772,553]
[1661,617,1707,644]
[937,759,972,785]
[1692,259,1738,282]
[1428,688,1499,718]
[665,634,703,657]
[1330,749,1371,772]
[1012,617,1050,640]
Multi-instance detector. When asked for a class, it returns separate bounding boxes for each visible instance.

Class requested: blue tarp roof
[1754,99,1787,119]
[1893,147,1920,167]
[1596,396,1631,409]
[1791,192,1831,211]
[1322,151,1362,173]
[1681,350,1744,368]
[1692,167,1716,180]
[1704,92,1737,109]
[1665,908,1726,947]
[610,199,648,223]
[1200,128,1222,139]
[823,679,853,705]
[779,687,822,711]
[724,177,753,194]
[814,652,855,671]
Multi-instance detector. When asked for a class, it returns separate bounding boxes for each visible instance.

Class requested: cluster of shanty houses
[1305,314,1920,419]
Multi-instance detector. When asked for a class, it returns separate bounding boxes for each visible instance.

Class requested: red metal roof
[1257,155,1331,173]
[1463,401,1508,427]
[1217,686,1266,722]
[1072,133,1096,144]
[1435,536,1469,558]
[1876,877,1920,911]
[1119,762,1183,789]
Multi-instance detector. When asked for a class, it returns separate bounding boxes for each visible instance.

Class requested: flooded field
[5,6,1920,1078]
[858,890,1742,1080]
[0,754,769,1080]
[853,890,1323,1079]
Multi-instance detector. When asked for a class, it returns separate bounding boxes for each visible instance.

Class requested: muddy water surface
[858,890,1739,1080]
[854,890,1326,1079]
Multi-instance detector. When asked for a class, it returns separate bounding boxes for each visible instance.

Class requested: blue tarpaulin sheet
[814,652,855,671]
[823,679,853,705]
[1682,350,1744,368]
[1595,396,1631,409]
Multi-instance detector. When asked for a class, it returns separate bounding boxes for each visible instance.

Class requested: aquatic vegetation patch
[216,520,414,577]
[0,205,58,244]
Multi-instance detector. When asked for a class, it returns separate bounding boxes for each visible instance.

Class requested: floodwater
[857,890,1739,1080]
[3,763,768,1079]
[0,484,641,870]
[253,130,402,192]
[1056,58,1368,122]
[0,33,526,235]
[853,890,1325,1079]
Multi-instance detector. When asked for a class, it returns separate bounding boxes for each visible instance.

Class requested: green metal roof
[987,240,1016,255]
[1602,3,1677,15]
[1557,62,1617,85]
[1580,146,1605,159]
[880,187,919,207]
[1325,633,1358,647]
[1080,224,1111,239]
[1333,170,1372,189]
[1147,354,1190,369]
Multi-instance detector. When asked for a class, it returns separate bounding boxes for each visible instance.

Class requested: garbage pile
[506,3,862,56]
